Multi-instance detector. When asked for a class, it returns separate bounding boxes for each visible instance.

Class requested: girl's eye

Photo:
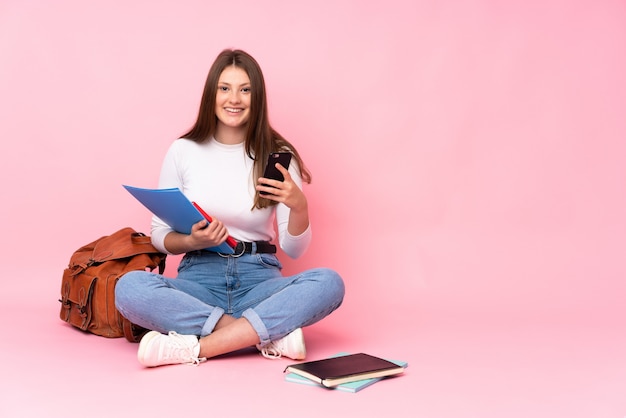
[219,86,229,92]
[242,87,251,93]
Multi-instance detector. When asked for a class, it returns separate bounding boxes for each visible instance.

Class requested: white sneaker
[137,331,205,367]
[257,328,306,360]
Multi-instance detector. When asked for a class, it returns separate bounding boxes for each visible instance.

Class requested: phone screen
[260,152,292,195]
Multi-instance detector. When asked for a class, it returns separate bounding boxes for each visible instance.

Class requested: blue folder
[123,185,235,254]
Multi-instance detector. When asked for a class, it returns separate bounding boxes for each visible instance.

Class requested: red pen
[192,201,237,249]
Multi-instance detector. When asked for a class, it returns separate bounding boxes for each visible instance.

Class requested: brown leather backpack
[59,227,166,342]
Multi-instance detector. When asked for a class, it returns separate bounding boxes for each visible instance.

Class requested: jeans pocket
[177,254,194,273]
[256,253,283,270]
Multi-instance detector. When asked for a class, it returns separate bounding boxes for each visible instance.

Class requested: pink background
[1,1,625,417]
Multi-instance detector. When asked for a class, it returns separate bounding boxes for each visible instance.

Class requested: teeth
[226,108,242,113]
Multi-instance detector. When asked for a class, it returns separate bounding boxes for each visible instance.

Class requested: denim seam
[242,308,270,346]
[201,306,225,337]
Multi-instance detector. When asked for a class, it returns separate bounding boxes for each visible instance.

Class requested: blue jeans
[115,250,345,345]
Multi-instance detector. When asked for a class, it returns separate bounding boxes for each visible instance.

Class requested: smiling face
[214,65,251,143]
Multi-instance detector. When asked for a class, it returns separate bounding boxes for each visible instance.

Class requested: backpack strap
[122,318,149,343]
[92,228,164,262]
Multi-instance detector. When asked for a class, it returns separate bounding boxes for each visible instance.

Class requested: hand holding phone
[259,152,292,196]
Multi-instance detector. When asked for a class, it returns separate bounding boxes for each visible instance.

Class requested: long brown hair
[181,49,311,209]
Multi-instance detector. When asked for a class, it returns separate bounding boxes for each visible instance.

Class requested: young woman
[115,49,345,367]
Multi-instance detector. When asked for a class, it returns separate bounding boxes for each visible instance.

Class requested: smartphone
[260,152,292,195]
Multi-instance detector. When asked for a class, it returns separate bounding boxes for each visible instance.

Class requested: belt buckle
[218,241,246,258]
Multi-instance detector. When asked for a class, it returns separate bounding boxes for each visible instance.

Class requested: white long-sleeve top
[150,138,311,258]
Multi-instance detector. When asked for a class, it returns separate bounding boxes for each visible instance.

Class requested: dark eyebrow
[218,82,251,87]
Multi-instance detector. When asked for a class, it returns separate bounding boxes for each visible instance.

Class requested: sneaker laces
[259,342,282,360]
[164,331,203,365]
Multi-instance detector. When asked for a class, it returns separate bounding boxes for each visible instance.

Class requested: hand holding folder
[123,185,236,254]
[191,202,238,248]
